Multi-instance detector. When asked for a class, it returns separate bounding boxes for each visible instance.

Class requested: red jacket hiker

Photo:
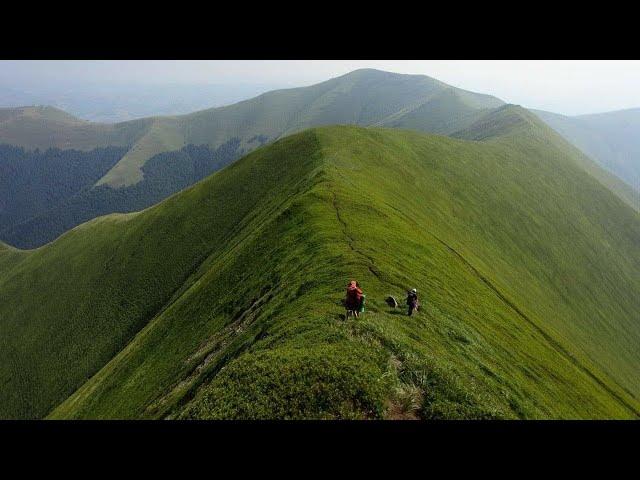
[345,281,363,311]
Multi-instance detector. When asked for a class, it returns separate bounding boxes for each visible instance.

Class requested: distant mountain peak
[0,105,84,124]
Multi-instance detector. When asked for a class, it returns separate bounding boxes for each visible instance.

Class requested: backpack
[358,294,366,313]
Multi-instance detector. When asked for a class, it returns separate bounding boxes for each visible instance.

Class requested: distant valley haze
[1,60,639,117]
[0,80,282,123]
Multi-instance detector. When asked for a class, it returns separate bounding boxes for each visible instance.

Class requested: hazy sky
[1,60,639,115]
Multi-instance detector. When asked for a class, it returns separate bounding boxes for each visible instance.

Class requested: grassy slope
[534,109,640,209]
[95,117,184,187]
[452,107,640,392]
[0,138,317,419]
[27,121,637,420]
[539,108,640,188]
[0,241,24,271]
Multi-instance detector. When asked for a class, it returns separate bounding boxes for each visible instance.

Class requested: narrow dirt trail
[331,189,407,293]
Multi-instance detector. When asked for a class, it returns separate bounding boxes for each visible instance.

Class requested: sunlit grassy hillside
[1,112,638,419]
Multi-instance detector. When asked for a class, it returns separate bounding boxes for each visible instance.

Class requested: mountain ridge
[1,69,637,254]
[55,124,640,419]
[1,111,638,419]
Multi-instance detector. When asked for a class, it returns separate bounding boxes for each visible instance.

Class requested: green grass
[2,113,639,419]
[0,240,24,271]
[534,109,639,211]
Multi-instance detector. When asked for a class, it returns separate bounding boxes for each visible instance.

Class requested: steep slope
[0,240,23,272]
[0,135,317,419]
[461,106,639,211]
[0,141,241,249]
[0,145,128,238]
[54,124,640,420]
[535,108,640,206]
[2,118,639,419]
[452,106,640,390]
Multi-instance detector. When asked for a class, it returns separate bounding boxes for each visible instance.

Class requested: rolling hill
[535,108,640,205]
[1,108,638,420]
[0,70,507,248]
[3,70,638,249]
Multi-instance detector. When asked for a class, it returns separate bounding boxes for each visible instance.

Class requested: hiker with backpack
[406,288,419,316]
[345,280,364,318]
